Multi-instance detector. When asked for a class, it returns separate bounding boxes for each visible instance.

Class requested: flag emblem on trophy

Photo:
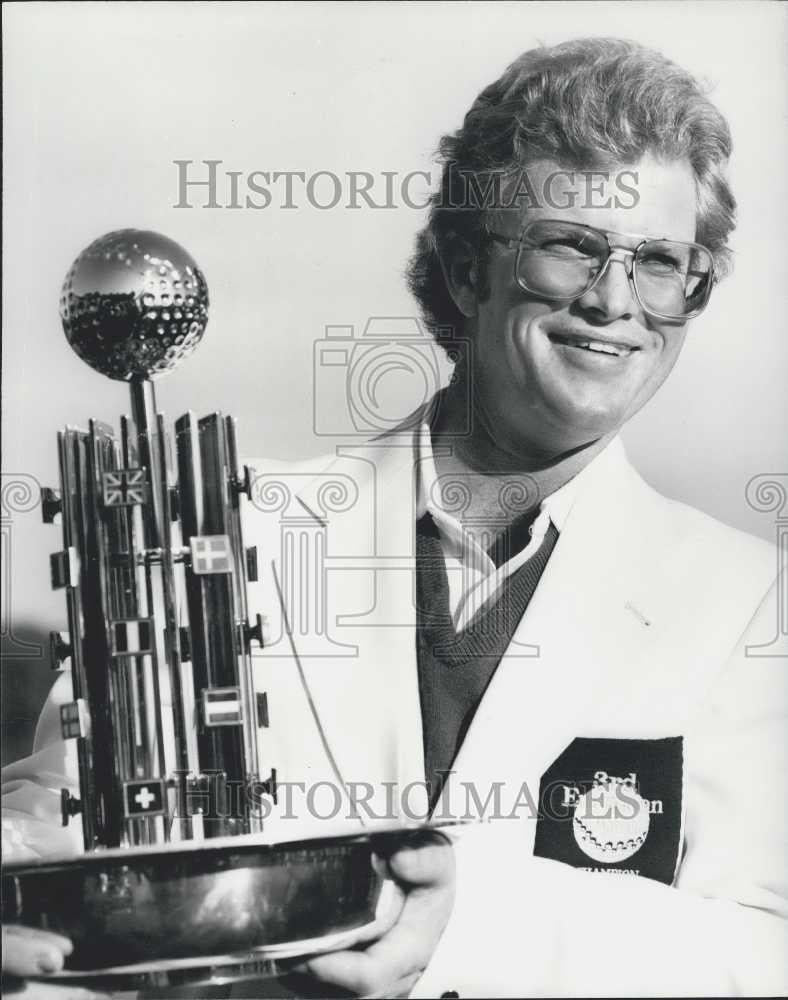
[190,535,233,574]
[103,468,147,506]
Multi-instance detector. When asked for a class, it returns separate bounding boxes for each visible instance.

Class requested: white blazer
[3,424,786,997]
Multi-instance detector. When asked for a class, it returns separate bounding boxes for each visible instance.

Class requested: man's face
[466,155,699,460]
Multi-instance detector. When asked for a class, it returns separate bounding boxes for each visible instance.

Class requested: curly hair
[406,37,735,343]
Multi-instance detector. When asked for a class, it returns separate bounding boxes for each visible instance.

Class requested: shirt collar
[415,421,602,534]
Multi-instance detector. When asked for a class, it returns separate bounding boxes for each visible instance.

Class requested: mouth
[548,332,641,358]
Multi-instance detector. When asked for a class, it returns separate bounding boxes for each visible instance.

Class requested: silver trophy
[2,231,420,992]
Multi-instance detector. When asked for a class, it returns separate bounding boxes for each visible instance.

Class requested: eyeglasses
[487,219,716,320]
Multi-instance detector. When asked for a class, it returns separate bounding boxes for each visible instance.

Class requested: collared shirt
[414,422,590,631]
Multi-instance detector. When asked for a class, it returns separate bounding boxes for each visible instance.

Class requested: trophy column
[45,229,270,850]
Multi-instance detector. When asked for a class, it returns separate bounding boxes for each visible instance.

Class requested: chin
[549,404,626,446]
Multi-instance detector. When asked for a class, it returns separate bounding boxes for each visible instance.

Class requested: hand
[286,829,456,998]
[1,926,105,999]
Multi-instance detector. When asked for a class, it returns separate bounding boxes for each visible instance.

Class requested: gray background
[2,1,787,762]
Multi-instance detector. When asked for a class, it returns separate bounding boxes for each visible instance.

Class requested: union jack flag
[103,468,147,507]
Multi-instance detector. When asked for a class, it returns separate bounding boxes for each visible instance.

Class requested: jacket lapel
[264,432,427,822]
[440,440,676,827]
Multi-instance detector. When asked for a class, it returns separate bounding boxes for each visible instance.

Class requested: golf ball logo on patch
[571,771,652,863]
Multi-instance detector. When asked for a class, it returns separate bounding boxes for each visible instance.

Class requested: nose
[575,251,637,321]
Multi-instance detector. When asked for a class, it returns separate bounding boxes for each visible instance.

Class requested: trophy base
[26,923,378,997]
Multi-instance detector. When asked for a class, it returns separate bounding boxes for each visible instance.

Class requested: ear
[438,238,479,318]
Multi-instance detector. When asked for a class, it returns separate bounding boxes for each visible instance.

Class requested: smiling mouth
[548,333,640,358]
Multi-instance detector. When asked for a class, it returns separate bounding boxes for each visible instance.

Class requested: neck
[430,379,614,510]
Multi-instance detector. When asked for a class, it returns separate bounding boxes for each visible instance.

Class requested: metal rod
[129,378,192,838]
[130,380,162,549]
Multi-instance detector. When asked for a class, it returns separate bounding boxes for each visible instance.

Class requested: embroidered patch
[534,736,683,885]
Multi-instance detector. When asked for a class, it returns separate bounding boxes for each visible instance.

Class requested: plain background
[2,1,787,761]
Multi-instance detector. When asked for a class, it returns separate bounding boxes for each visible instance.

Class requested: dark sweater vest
[416,512,559,806]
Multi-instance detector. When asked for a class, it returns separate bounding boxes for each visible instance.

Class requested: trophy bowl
[2,825,447,990]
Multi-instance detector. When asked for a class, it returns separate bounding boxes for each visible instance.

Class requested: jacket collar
[413,418,602,533]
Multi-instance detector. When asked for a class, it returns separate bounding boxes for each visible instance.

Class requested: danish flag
[190,535,233,575]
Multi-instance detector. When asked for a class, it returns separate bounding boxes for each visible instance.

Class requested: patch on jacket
[533,736,683,885]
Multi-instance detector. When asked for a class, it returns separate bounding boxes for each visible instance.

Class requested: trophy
[1,230,419,992]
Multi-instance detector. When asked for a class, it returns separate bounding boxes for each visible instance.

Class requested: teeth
[586,341,621,355]
[551,334,635,356]
[574,339,629,356]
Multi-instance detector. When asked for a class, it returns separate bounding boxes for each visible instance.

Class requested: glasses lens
[634,240,714,318]
[516,221,607,298]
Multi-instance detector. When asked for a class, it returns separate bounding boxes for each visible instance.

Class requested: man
[4,37,786,997]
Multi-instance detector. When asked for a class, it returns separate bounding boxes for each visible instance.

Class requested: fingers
[299,920,428,997]
[299,947,395,996]
[347,870,406,949]
[384,839,455,890]
[2,926,73,977]
[298,838,456,997]
[363,971,420,999]
[2,928,108,1000]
